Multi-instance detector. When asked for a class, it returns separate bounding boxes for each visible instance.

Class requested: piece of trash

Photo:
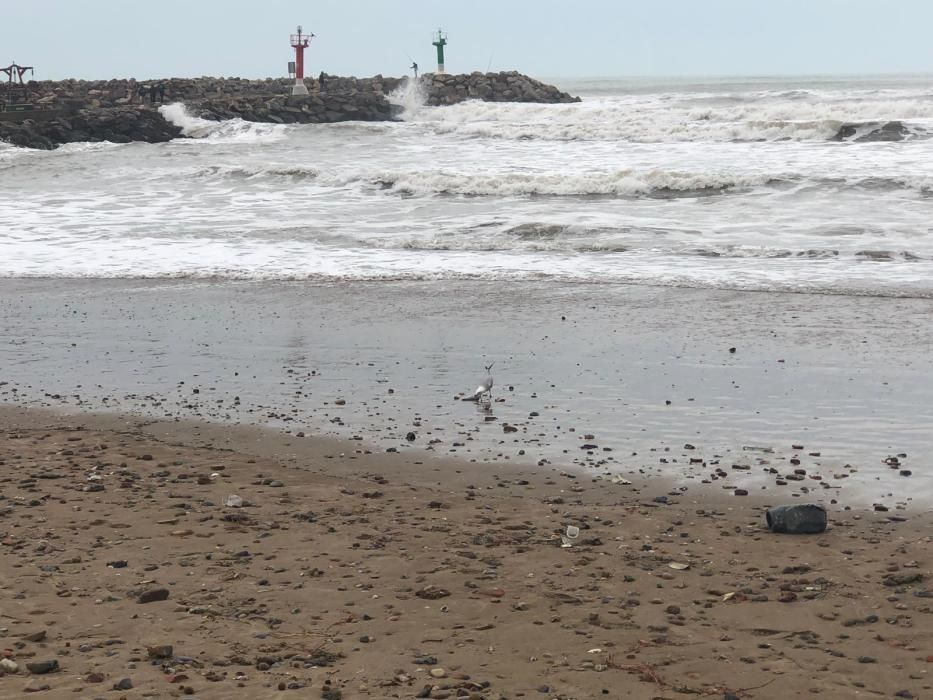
[565,525,580,539]
[587,648,603,654]
[742,445,774,453]
[224,495,243,508]
[766,504,827,534]
[478,587,505,598]
[722,592,736,601]
[609,475,632,485]
[668,562,690,570]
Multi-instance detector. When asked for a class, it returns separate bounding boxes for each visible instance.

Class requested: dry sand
[0,406,930,699]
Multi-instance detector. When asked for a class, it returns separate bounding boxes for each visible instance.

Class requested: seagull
[462,363,494,404]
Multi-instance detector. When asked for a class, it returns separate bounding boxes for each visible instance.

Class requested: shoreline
[1,278,929,511]
[0,404,930,698]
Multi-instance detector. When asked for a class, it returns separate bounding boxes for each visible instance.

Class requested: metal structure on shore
[289,26,314,96]
[432,29,447,74]
[1,61,34,109]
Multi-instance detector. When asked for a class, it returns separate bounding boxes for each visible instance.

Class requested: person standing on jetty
[411,61,418,78]
[149,84,157,104]
[318,71,326,91]
[158,82,165,102]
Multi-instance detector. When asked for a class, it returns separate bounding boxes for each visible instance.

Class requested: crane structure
[1,62,34,106]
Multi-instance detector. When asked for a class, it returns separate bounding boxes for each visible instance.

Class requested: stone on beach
[137,588,170,604]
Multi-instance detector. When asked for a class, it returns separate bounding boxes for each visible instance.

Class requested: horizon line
[29,70,933,83]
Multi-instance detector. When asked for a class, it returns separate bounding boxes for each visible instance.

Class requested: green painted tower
[432,29,447,74]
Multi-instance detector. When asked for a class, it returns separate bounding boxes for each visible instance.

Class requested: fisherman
[318,70,325,90]
[411,61,418,78]
[158,82,166,102]
[149,83,157,104]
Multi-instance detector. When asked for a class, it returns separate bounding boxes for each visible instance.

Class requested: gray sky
[5,0,933,80]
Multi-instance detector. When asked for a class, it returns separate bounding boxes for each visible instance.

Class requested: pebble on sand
[137,588,170,604]
[25,660,59,675]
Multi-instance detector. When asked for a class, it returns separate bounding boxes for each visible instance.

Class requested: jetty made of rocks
[0,72,580,150]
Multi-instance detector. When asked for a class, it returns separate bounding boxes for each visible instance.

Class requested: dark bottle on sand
[765,504,827,534]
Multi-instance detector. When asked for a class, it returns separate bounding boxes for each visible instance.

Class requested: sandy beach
[0,280,931,699]
[0,403,930,699]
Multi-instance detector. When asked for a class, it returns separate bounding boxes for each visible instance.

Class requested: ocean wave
[191,164,320,181]
[373,232,928,261]
[154,91,933,148]
[247,221,928,261]
[174,162,933,198]
[414,95,933,143]
[159,103,289,143]
[168,161,782,196]
[361,171,932,198]
[369,169,776,197]
[3,267,932,299]
[387,78,428,120]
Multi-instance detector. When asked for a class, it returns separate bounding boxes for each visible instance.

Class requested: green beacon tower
[432,29,447,74]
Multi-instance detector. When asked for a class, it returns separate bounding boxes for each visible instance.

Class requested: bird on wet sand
[462,363,494,404]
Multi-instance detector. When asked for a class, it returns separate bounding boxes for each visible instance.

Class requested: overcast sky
[5,0,933,81]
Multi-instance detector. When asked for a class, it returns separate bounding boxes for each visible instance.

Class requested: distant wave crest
[184,163,933,199]
[412,93,933,143]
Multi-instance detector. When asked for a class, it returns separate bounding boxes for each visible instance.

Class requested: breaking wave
[159,103,288,142]
[414,94,933,143]
[387,77,428,120]
[4,266,932,300]
[191,164,320,181]
[367,169,778,197]
[179,163,933,198]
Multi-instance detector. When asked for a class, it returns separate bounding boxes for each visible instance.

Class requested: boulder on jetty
[0,72,579,149]
[424,71,579,106]
[188,91,394,124]
[0,106,182,150]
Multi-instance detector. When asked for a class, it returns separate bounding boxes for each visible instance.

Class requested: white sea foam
[387,78,427,120]
[3,76,933,296]
[415,91,933,142]
[362,168,782,197]
[159,102,216,135]
[1,232,931,298]
[193,163,932,198]
[159,102,288,142]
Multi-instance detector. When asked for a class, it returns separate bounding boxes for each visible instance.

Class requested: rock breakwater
[0,106,182,150]
[0,72,579,149]
[425,71,579,106]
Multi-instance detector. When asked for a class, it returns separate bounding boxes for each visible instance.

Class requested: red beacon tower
[289,25,314,96]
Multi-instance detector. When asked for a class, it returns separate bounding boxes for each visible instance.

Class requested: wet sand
[0,405,930,699]
[1,279,931,508]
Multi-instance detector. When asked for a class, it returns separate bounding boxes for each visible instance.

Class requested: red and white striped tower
[290,25,314,96]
